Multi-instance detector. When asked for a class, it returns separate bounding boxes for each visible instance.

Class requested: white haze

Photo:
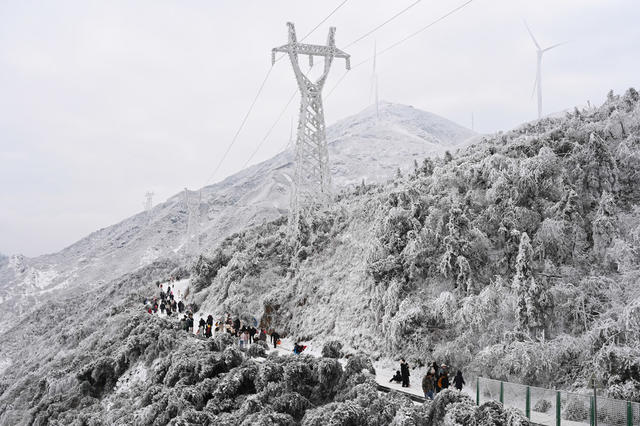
[0,0,638,256]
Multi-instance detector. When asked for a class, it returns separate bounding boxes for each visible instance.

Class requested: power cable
[242,88,298,169]
[203,66,273,185]
[326,0,476,98]
[344,0,422,49]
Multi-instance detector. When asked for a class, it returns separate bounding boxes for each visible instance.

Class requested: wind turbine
[524,20,564,119]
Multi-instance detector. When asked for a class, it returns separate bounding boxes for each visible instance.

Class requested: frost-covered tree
[592,191,617,259]
[512,233,551,337]
[575,133,618,208]
[513,233,534,331]
[439,204,472,291]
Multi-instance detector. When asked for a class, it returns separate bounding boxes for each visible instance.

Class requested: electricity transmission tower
[272,22,350,233]
[184,188,201,255]
[143,191,154,211]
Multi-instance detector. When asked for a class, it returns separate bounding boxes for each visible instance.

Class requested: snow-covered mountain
[1,89,639,425]
[0,102,475,331]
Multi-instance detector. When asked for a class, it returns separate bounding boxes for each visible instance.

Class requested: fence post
[525,386,530,419]
[590,396,594,426]
[500,381,504,404]
[627,401,633,426]
[556,391,561,426]
[476,377,479,406]
[593,384,597,426]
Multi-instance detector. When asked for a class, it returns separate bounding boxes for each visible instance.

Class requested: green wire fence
[474,377,639,426]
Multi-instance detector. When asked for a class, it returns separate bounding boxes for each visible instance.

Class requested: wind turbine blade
[531,74,538,100]
[523,19,541,50]
[543,41,566,52]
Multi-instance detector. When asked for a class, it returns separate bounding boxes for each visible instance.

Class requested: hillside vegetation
[0,261,529,425]
[193,89,640,401]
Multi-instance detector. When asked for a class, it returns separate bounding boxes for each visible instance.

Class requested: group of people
[144,283,288,352]
[144,281,186,317]
[390,360,465,400]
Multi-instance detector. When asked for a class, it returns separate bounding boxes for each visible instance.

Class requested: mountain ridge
[0,102,475,330]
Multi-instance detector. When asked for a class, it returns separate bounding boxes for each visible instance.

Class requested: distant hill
[0,102,475,332]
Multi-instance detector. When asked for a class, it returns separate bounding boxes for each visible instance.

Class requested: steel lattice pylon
[183,188,201,255]
[272,22,350,233]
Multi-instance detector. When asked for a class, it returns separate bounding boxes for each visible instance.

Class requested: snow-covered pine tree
[592,191,617,259]
[512,232,534,332]
[439,204,472,292]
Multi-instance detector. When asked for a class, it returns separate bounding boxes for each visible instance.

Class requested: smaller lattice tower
[272,22,350,234]
[143,191,154,212]
[183,188,201,255]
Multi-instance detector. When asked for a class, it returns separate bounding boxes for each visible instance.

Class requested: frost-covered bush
[426,389,474,425]
[562,396,589,421]
[342,353,376,379]
[533,398,552,413]
[321,340,344,358]
[476,400,507,425]
[210,332,236,352]
[247,340,269,358]
[271,392,312,420]
[443,399,478,425]
[283,356,319,399]
[504,407,530,426]
[191,250,231,292]
[316,358,343,398]
[607,380,640,402]
[255,361,285,392]
[389,403,430,425]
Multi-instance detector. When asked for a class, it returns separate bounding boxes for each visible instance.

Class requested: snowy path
[145,279,587,426]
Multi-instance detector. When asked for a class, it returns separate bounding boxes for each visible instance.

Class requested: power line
[242,88,298,169]
[302,0,350,40]
[203,66,273,186]
[358,0,475,69]
[202,0,350,186]
[326,0,476,98]
[344,0,422,49]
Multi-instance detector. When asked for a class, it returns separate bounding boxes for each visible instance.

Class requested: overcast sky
[1,0,638,257]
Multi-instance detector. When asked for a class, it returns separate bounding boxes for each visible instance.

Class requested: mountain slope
[0,102,475,331]
[190,88,640,399]
[1,89,639,424]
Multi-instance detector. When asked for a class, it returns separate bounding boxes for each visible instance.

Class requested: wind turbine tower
[524,20,564,119]
[272,22,350,233]
[370,41,379,120]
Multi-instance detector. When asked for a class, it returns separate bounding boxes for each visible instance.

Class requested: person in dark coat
[160,301,165,313]
[436,365,449,393]
[400,359,410,388]
[178,300,184,313]
[272,331,280,349]
[249,327,256,344]
[389,370,403,384]
[233,318,241,336]
[453,370,465,391]
[422,371,436,399]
